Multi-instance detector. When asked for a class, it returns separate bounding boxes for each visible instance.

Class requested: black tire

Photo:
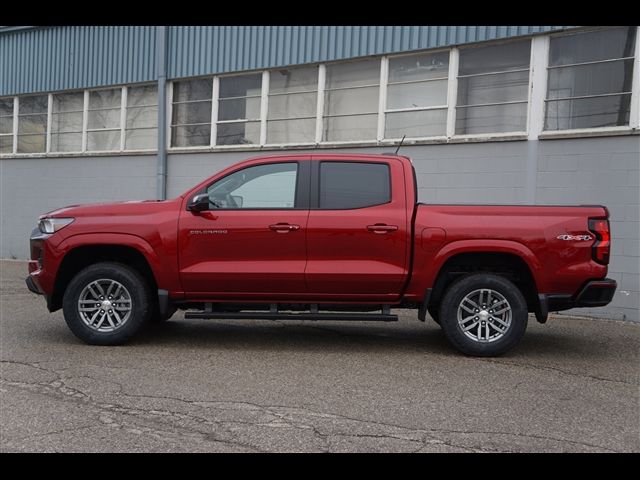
[62,262,151,345]
[438,273,528,357]
[428,306,441,325]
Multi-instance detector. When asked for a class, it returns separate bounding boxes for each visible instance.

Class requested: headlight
[38,217,75,234]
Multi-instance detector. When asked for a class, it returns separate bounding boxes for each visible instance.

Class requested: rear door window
[319,161,391,209]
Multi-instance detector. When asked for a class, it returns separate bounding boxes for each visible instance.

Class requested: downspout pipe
[156,26,168,200]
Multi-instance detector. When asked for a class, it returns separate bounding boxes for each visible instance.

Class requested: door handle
[367,224,398,234]
[269,223,300,233]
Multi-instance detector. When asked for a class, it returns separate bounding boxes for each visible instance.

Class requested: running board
[184,308,397,322]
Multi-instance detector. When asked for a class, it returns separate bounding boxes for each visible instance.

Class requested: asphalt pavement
[1,259,638,452]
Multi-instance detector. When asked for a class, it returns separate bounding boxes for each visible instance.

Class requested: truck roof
[242,153,411,162]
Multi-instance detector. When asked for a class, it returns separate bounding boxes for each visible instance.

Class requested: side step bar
[184,304,398,322]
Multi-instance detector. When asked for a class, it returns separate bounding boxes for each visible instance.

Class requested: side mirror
[230,195,243,208]
[187,193,210,212]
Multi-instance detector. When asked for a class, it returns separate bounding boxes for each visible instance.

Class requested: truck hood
[41,199,175,219]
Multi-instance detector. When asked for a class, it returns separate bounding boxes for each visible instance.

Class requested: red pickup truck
[26,153,616,356]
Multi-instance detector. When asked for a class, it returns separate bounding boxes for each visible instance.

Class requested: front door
[178,161,309,299]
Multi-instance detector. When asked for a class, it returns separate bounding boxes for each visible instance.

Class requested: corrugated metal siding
[1,26,573,96]
[166,26,572,79]
[0,26,156,96]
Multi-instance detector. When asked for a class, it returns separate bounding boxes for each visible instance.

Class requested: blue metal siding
[165,26,572,79]
[1,26,573,96]
[0,26,157,96]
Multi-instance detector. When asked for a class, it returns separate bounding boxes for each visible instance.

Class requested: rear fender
[406,239,544,298]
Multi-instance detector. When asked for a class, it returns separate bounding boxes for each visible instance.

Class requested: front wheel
[438,274,528,356]
[62,262,151,345]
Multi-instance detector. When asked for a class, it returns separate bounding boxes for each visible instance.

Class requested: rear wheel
[62,262,151,345]
[438,273,528,356]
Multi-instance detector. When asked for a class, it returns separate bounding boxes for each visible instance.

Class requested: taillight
[588,218,610,265]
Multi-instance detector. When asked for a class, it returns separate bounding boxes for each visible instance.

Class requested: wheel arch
[427,245,541,314]
[50,237,161,312]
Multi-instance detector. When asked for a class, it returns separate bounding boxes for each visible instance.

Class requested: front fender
[55,233,180,293]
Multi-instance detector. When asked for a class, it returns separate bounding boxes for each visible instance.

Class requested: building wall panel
[1,26,573,96]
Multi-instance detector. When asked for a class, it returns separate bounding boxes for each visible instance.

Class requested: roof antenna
[394,134,406,155]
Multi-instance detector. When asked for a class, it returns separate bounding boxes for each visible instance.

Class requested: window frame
[0,82,159,157]
[214,70,265,147]
[16,93,49,154]
[49,90,86,154]
[320,57,382,144]
[541,26,639,135]
[0,96,15,155]
[453,38,533,137]
[200,160,309,211]
[264,65,320,146]
[125,83,159,152]
[382,47,452,141]
[169,76,214,149]
[311,160,393,211]
[85,86,124,153]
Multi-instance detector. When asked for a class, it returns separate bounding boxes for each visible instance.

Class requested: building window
[171,78,212,147]
[87,88,121,151]
[126,85,157,150]
[0,98,13,154]
[323,59,380,142]
[51,92,83,153]
[545,27,637,131]
[17,95,48,153]
[385,52,449,139]
[456,40,531,135]
[267,66,318,144]
[217,74,262,145]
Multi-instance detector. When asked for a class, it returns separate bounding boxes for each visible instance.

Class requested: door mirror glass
[230,195,243,208]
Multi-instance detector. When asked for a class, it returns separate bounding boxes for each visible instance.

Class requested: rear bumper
[547,278,617,311]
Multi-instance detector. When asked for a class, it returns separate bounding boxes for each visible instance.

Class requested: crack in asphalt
[0,371,495,452]
[0,359,627,453]
[104,388,617,453]
[0,362,264,452]
[0,378,265,453]
[2,424,97,444]
[475,358,638,387]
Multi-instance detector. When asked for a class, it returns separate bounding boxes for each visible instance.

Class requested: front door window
[206,162,298,209]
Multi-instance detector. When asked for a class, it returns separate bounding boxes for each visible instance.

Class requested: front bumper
[27,227,58,310]
[547,278,617,311]
[25,276,43,294]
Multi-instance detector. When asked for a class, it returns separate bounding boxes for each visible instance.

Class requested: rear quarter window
[319,161,391,209]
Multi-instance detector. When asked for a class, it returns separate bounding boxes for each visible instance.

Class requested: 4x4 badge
[557,234,593,241]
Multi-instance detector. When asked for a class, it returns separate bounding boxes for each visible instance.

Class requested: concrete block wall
[536,136,639,322]
[1,135,638,321]
[0,155,157,259]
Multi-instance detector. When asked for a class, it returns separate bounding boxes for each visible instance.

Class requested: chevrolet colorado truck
[26,154,617,356]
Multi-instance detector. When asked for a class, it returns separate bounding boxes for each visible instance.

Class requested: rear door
[304,157,410,301]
